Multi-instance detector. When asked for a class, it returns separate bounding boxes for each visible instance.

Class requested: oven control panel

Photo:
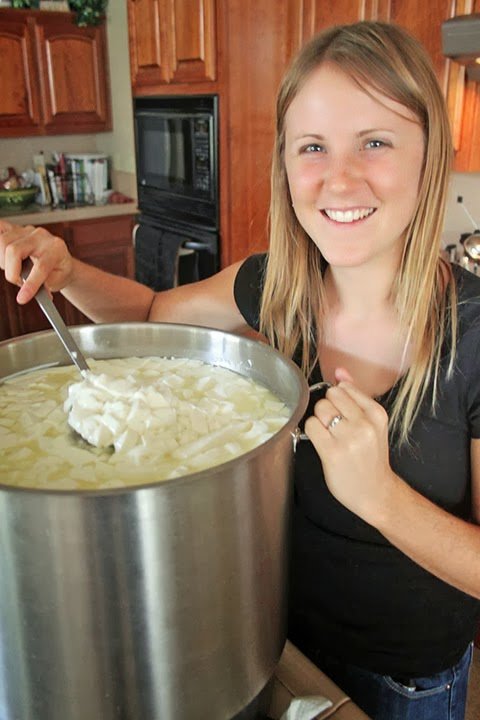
[193,117,213,194]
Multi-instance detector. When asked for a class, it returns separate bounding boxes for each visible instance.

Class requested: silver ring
[327,414,343,431]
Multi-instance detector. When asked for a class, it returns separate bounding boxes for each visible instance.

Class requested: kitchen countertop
[0,201,138,225]
[270,642,371,719]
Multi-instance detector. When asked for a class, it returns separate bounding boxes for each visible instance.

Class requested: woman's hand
[307,370,480,597]
[304,367,398,525]
[0,220,73,304]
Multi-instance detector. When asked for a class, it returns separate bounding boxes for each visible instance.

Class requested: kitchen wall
[0,0,136,198]
[98,0,136,197]
[444,172,480,248]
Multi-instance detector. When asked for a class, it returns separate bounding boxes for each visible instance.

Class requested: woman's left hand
[304,368,398,524]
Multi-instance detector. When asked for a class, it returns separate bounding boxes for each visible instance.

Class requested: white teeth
[324,208,375,223]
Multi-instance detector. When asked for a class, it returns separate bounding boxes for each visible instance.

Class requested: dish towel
[134,223,187,291]
[280,695,333,720]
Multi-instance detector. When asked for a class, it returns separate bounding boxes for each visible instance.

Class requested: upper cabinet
[127,0,217,94]
[0,11,43,136]
[302,0,480,173]
[35,12,111,134]
[446,0,480,171]
[0,9,111,137]
[303,0,453,84]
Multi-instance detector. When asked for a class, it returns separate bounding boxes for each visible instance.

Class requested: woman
[1,21,479,720]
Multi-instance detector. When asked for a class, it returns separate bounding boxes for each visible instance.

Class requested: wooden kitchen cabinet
[1,214,135,340]
[373,0,480,171]
[220,1,301,265]
[34,12,111,135]
[301,0,480,172]
[302,0,454,86]
[301,0,458,97]
[0,10,43,136]
[65,215,136,325]
[127,0,217,94]
[449,0,480,171]
[0,9,111,137]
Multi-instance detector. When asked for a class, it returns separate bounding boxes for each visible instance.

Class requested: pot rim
[0,322,309,496]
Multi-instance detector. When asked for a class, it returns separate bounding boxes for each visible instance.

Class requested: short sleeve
[233,253,267,331]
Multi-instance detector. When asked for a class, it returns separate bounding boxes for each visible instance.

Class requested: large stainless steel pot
[0,323,309,720]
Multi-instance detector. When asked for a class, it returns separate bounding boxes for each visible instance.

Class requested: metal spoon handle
[21,259,89,374]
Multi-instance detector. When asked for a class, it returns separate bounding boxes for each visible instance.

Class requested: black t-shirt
[234,253,480,676]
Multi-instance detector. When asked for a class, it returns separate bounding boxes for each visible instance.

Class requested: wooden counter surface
[270,642,371,719]
[0,202,138,226]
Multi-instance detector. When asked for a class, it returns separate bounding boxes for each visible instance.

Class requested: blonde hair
[259,21,456,444]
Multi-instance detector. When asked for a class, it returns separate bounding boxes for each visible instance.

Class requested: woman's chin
[320,252,372,269]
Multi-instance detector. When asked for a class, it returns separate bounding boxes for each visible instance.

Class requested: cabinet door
[302,0,452,76]
[0,11,43,136]
[380,0,480,171]
[449,0,480,171]
[67,215,135,325]
[127,0,217,92]
[384,0,454,91]
[302,0,366,40]
[168,0,216,84]
[302,0,480,171]
[70,216,135,273]
[127,0,171,90]
[34,13,111,134]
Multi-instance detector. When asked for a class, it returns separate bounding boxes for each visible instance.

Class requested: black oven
[133,94,219,290]
[134,94,218,230]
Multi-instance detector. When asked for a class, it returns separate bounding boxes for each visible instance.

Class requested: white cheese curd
[0,357,290,490]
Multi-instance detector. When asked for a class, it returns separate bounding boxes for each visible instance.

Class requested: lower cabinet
[64,215,136,326]
[1,214,135,341]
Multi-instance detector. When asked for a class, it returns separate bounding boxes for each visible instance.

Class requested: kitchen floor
[466,646,480,720]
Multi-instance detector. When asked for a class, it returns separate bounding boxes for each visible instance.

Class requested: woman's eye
[364,139,388,149]
[302,143,324,153]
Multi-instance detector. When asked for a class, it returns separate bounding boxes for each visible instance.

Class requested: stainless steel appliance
[0,323,309,720]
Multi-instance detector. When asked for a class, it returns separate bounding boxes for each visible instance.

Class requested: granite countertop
[0,202,139,226]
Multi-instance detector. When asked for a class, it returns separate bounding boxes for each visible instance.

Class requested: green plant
[11,0,39,7]
[68,0,108,26]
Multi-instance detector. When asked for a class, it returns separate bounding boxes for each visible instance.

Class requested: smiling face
[284,62,425,271]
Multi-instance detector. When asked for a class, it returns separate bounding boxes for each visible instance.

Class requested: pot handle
[292,381,332,452]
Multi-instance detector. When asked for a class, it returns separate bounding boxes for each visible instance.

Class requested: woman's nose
[323,153,361,192]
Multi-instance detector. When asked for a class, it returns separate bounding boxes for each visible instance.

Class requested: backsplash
[0,135,98,173]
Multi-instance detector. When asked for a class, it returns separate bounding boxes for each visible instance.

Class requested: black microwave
[133,95,219,230]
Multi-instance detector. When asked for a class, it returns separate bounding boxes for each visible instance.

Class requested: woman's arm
[0,220,248,332]
[375,439,480,599]
[61,257,247,330]
[305,380,480,600]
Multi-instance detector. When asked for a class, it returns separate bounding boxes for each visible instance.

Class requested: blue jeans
[317,643,474,720]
